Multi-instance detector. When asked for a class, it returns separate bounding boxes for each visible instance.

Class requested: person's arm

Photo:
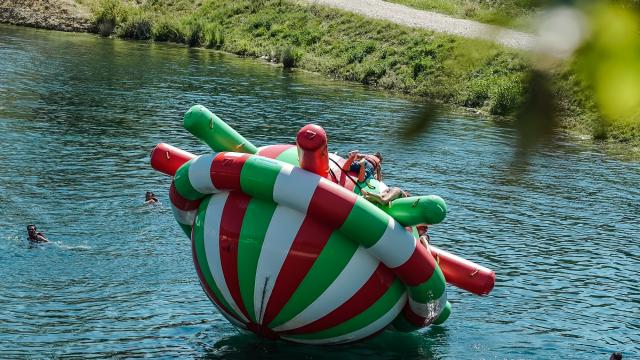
[342,151,358,171]
[375,166,382,181]
[361,190,386,206]
[36,233,49,242]
[357,159,366,182]
[418,235,429,248]
[382,187,404,204]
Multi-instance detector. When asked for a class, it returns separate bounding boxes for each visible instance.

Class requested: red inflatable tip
[479,271,496,296]
[430,245,496,296]
[296,124,327,151]
[296,124,329,177]
[150,143,196,176]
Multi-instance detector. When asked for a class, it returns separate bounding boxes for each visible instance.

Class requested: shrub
[281,46,300,68]
[153,18,184,43]
[97,19,115,37]
[185,21,204,47]
[203,24,225,48]
[462,79,490,107]
[489,78,522,115]
[117,14,153,40]
[94,0,128,36]
[592,121,609,140]
[228,39,254,56]
[346,41,377,64]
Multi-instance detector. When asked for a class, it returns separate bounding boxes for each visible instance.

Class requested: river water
[0,24,638,359]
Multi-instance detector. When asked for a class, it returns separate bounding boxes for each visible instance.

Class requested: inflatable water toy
[150,105,495,345]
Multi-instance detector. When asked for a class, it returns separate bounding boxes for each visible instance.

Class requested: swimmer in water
[145,191,159,204]
[27,224,49,243]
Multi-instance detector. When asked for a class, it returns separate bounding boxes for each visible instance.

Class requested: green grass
[86,0,640,146]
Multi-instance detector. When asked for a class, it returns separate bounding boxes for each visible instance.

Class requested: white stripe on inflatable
[409,292,448,323]
[273,165,320,214]
[254,205,307,324]
[171,204,197,226]
[273,246,379,332]
[203,192,249,323]
[188,154,218,194]
[368,217,416,268]
[282,291,407,345]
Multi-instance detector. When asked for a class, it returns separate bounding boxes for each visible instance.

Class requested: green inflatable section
[380,195,447,226]
[356,179,447,226]
[183,105,258,154]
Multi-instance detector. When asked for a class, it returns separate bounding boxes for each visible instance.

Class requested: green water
[0,24,638,359]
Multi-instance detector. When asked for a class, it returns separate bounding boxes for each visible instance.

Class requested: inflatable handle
[296,124,329,177]
[150,143,196,176]
[430,245,495,296]
[382,195,447,226]
[183,105,258,154]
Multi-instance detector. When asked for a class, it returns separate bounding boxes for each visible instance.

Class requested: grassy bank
[86,0,639,146]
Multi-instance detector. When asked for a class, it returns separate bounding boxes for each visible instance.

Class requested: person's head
[374,152,383,162]
[610,352,622,360]
[27,224,36,236]
[145,191,154,201]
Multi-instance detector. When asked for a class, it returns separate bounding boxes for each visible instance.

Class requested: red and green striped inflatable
[150,105,495,345]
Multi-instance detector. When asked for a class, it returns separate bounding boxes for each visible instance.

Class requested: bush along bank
[90,0,639,146]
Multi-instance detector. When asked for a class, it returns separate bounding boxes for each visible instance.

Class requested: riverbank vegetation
[86,0,640,146]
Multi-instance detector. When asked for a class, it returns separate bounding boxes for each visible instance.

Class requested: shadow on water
[198,327,448,360]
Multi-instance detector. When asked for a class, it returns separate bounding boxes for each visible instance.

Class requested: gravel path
[301,0,537,51]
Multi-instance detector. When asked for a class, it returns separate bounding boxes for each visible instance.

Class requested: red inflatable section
[150,143,196,176]
[296,124,329,178]
[430,245,495,296]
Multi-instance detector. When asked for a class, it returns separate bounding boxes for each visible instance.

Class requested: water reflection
[199,328,447,360]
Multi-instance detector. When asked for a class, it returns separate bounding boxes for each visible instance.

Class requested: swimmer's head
[27,224,36,236]
[145,191,154,201]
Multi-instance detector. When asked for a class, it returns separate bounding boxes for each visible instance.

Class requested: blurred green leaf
[575,4,640,126]
[514,69,558,149]
[399,101,442,139]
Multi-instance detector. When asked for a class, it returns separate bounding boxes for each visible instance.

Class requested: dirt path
[301,0,537,51]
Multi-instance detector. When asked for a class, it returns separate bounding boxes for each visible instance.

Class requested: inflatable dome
[150,105,495,345]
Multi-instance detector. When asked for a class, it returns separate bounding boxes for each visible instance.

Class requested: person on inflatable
[361,186,407,207]
[361,188,431,249]
[342,150,383,182]
[27,224,49,243]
